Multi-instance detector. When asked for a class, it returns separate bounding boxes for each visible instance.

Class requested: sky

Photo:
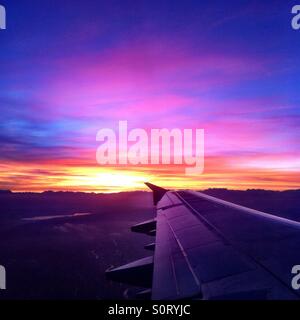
[0,0,299,192]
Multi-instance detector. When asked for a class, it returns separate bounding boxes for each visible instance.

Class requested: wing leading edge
[106,183,300,300]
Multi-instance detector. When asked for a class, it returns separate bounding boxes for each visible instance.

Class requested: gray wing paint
[107,183,300,300]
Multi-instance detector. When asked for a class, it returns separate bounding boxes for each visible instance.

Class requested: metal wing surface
[107,183,300,300]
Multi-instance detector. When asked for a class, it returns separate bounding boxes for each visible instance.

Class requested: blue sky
[0,0,299,191]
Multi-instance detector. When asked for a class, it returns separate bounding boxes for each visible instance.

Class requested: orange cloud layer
[1,154,299,193]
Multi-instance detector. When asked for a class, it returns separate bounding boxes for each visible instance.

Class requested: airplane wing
[106,183,300,300]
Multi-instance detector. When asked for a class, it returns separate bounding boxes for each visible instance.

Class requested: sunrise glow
[1,1,299,193]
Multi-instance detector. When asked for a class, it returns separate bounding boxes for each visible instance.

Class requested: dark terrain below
[0,188,299,300]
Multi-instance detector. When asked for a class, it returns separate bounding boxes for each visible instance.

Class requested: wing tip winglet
[145,182,168,205]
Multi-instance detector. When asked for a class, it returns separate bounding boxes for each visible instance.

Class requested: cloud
[1,1,299,191]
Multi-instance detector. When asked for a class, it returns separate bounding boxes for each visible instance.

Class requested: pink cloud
[28,38,271,121]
